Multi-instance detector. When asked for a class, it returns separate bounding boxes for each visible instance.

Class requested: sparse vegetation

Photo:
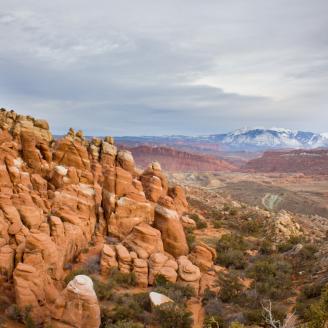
[246,256,293,300]
[215,233,248,269]
[154,275,195,303]
[189,213,208,229]
[7,305,36,327]
[153,303,193,328]
[218,271,243,303]
[185,227,196,250]
[305,284,328,327]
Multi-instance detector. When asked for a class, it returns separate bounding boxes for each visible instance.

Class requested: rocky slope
[128,145,236,172]
[244,148,328,175]
[0,108,217,327]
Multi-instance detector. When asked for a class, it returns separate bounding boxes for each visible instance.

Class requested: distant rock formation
[244,149,328,175]
[128,145,236,172]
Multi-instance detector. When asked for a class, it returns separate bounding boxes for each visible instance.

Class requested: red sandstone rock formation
[0,108,213,326]
[244,149,328,175]
[129,145,236,172]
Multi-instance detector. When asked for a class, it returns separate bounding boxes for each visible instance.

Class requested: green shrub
[213,221,222,229]
[92,277,114,301]
[259,239,275,255]
[217,250,247,270]
[203,315,225,328]
[229,322,245,328]
[209,209,224,221]
[216,234,248,269]
[246,257,292,300]
[218,271,243,303]
[243,309,263,325]
[154,275,195,303]
[185,228,196,250]
[223,204,231,211]
[217,234,248,253]
[277,235,304,253]
[100,293,151,328]
[153,303,193,328]
[241,219,264,235]
[109,321,144,328]
[108,268,137,287]
[229,208,238,216]
[298,244,318,260]
[305,285,328,327]
[7,305,36,327]
[302,282,324,299]
[189,213,208,229]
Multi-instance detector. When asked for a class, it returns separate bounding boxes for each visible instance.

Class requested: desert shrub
[85,254,101,273]
[154,275,195,303]
[243,309,263,325]
[153,303,193,328]
[203,315,226,328]
[259,239,275,255]
[295,282,324,319]
[217,233,248,253]
[202,288,217,305]
[81,247,89,253]
[244,304,287,326]
[108,268,137,287]
[213,220,223,229]
[223,204,231,211]
[277,235,304,253]
[302,282,324,300]
[304,285,328,327]
[92,277,114,301]
[100,293,151,328]
[7,305,36,327]
[246,257,292,300]
[298,243,318,260]
[217,250,247,270]
[216,234,248,269]
[109,321,144,328]
[241,219,264,235]
[185,228,196,250]
[229,322,245,328]
[209,209,224,221]
[189,213,208,229]
[218,271,243,303]
[229,208,238,216]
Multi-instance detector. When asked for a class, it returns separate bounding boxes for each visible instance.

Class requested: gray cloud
[0,0,327,135]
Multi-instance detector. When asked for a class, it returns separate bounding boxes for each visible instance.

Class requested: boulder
[115,244,132,273]
[149,291,173,308]
[133,258,148,287]
[51,275,101,328]
[177,256,201,294]
[117,150,135,174]
[108,197,154,238]
[124,223,164,257]
[188,243,216,272]
[100,244,118,276]
[154,205,188,257]
[0,245,14,278]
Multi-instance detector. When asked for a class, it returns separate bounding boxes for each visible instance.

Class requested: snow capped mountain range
[116,127,328,152]
[208,127,328,150]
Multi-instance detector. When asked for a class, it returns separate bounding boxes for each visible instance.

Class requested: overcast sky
[0,0,327,135]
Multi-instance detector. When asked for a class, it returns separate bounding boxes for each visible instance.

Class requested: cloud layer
[0,0,327,135]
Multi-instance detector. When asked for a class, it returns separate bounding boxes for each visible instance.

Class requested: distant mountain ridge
[116,127,328,151]
[207,127,328,150]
